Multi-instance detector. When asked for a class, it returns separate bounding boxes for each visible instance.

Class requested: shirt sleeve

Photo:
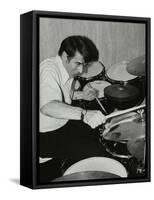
[40,63,62,109]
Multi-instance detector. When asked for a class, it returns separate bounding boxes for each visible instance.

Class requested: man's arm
[40,100,83,120]
[72,91,84,100]
[72,88,98,101]
[41,100,106,129]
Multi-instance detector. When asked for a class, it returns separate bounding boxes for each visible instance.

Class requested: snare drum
[100,112,145,159]
[64,157,127,178]
[76,61,106,89]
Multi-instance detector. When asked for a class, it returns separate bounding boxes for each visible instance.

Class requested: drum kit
[54,55,146,182]
[74,56,145,112]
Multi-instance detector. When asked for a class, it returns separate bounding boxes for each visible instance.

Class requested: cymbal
[104,84,139,100]
[127,137,145,161]
[127,55,145,76]
[52,171,120,182]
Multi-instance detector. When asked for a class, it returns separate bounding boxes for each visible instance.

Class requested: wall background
[0,0,153,199]
[40,18,145,69]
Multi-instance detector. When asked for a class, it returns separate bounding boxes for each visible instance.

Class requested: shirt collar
[55,55,70,85]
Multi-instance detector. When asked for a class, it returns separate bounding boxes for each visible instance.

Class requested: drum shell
[104,93,140,110]
[104,82,141,110]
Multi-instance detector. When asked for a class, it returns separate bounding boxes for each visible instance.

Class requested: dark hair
[58,35,99,63]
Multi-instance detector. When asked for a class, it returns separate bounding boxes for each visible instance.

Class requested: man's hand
[83,110,106,129]
[82,86,98,101]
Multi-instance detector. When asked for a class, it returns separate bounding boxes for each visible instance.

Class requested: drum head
[107,61,137,81]
[81,61,104,78]
[83,80,111,98]
[64,157,127,178]
[103,113,145,142]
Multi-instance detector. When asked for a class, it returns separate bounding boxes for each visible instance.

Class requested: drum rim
[103,115,145,142]
[106,61,138,82]
[105,73,141,83]
[80,62,105,80]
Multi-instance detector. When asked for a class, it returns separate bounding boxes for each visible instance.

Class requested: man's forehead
[73,51,84,61]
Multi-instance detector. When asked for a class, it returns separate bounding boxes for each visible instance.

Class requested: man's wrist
[73,91,83,100]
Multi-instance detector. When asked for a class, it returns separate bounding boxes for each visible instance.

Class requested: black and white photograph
[38,13,150,185]
[1,0,154,197]
[20,11,150,189]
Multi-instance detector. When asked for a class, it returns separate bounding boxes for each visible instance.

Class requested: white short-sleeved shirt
[40,55,74,132]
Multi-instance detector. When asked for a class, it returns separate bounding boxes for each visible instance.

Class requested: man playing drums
[39,35,107,182]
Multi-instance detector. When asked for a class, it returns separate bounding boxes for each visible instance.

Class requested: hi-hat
[52,171,120,182]
[127,55,145,76]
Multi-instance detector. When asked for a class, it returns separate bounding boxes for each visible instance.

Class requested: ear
[61,51,68,62]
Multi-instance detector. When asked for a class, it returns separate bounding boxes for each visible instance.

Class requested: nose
[78,65,83,74]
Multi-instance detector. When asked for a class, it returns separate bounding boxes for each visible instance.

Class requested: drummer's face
[63,51,87,78]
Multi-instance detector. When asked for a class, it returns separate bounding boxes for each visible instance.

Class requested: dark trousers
[39,120,108,159]
[39,120,108,183]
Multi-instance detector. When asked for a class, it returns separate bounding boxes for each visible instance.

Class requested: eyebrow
[75,61,83,64]
[75,61,88,66]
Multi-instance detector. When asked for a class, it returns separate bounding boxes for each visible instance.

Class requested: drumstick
[105,104,146,121]
[87,83,107,114]
[95,97,108,114]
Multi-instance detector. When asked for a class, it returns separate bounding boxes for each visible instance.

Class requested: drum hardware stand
[119,81,128,87]
[136,137,146,175]
[136,164,145,175]
[137,109,145,122]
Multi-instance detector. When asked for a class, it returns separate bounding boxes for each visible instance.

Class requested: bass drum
[64,157,127,178]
